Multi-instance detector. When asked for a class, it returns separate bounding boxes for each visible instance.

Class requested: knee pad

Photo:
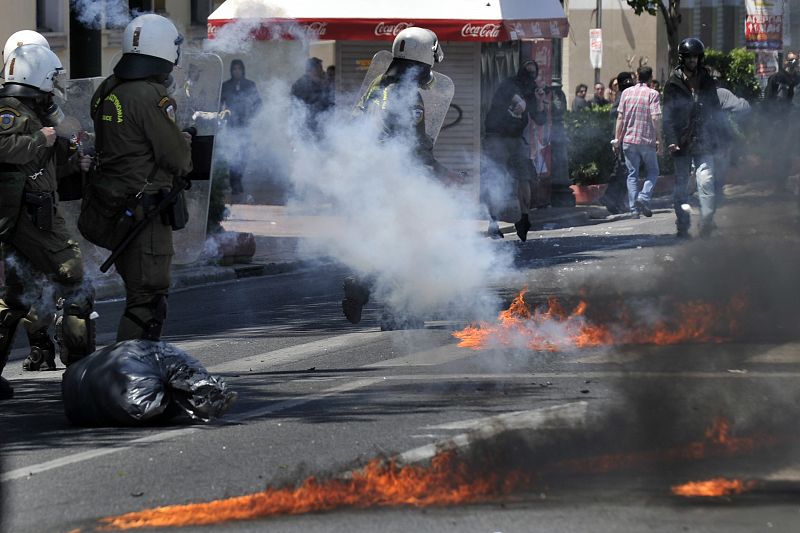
[56,289,97,366]
[23,329,56,371]
[122,295,168,342]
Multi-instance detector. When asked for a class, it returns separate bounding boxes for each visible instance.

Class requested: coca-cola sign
[374,22,415,36]
[461,22,502,39]
[302,22,328,37]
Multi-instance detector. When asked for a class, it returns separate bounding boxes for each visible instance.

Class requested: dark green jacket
[0,96,56,239]
[91,76,192,201]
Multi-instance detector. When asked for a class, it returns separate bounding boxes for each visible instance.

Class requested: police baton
[99,128,195,273]
[99,177,190,273]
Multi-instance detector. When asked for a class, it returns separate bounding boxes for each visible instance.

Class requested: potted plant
[564,107,615,205]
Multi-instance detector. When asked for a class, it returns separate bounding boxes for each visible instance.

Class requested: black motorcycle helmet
[678,38,705,67]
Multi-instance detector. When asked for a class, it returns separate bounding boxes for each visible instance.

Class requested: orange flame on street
[99,451,532,530]
[99,417,776,529]
[553,417,771,475]
[454,290,746,350]
[671,478,757,497]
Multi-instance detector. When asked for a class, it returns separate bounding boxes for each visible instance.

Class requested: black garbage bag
[62,340,237,426]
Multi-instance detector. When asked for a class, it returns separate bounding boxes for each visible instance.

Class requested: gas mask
[785,56,798,74]
[42,101,65,126]
[37,94,64,126]
[163,74,176,96]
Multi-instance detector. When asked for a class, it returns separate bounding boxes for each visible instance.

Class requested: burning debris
[671,478,758,498]
[453,290,747,351]
[98,417,778,529]
[99,450,533,530]
[554,417,777,476]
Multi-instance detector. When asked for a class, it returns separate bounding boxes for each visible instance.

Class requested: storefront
[207,0,568,199]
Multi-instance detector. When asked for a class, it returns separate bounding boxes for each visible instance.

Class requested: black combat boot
[342,277,370,324]
[0,376,12,400]
[515,213,531,242]
[22,330,57,371]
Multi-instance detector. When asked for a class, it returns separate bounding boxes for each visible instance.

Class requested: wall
[0,3,37,61]
[564,0,666,102]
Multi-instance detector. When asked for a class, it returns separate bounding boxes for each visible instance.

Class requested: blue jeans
[622,143,659,212]
[673,154,715,231]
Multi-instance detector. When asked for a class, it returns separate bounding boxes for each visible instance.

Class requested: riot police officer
[2,30,65,372]
[86,14,192,342]
[0,44,95,399]
[342,27,452,328]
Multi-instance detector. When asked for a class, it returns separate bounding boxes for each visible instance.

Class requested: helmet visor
[174,33,184,66]
[432,41,444,64]
[52,69,68,101]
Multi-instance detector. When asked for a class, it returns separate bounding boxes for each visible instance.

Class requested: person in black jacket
[663,38,721,239]
[481,60,545,241]
[291,57,334,134]
[763,51,799,190]
[220,59,261,202]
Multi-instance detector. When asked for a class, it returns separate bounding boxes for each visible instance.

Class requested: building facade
[0,0,223,77]
[563,0,800,99]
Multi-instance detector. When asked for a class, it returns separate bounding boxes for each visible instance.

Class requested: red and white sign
[589,28,602,69]
[207,0,569,42]
[461,23,502,39]
[527,40,554,180]
[755,51,779,89]
[745,0,784,51]
[208,18,568,41]
[374,22,415,36]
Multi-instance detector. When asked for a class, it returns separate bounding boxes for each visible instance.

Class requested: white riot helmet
[3,29,49,65]
[391,28,444,67]
[4,44,65,97]
[114,13,183,79]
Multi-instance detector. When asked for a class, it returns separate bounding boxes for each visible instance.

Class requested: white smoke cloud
[71,0,133,30]
[205,29,514,320]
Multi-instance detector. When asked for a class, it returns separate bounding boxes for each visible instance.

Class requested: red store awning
[207,0,569,42]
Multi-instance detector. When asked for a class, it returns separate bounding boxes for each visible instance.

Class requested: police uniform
[341,31,451,328]
[0,94,94,379]
[355,72,447,178]
[90,75,192,341]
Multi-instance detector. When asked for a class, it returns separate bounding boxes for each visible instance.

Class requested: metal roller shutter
[337,41,481,194]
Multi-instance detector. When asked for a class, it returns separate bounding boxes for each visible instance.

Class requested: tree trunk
[659,1,683,69]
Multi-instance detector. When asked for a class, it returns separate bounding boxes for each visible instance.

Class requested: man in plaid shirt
[614,66,663,218]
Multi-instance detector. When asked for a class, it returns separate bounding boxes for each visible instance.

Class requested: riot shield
[54,77,115,278]
[167,52,223,265]
[355,50,454,143]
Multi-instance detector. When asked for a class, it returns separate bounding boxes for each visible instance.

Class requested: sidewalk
[83,202,616,301]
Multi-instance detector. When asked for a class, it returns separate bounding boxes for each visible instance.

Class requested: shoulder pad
[159,96,178,123]
[0,106,21,131]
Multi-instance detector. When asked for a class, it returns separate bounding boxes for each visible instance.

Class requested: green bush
[564,106,616,185]
[705,47,760,100]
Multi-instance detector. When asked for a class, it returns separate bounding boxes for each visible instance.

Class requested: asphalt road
[2,193,800,533]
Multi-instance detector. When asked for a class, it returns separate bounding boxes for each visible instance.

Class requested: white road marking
[745,343,800,364]
[765,466,800,481]
[426,403,589,431]
[3,331,380,381]
[364,344,472,368]
[206,332,380,374]
[1,377,383,483]
[397,402,588,464]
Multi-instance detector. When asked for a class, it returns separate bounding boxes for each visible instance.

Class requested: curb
[93,260,307,302]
